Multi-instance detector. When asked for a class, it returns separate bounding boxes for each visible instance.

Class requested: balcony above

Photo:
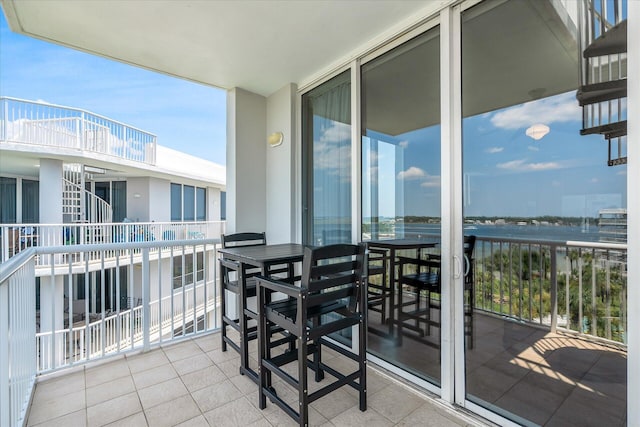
[0,97,157,166]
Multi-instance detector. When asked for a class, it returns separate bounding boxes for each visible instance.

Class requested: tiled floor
[26,331,485,427]
[368,311,627,427]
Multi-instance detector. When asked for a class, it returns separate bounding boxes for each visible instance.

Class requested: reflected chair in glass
[366,247,390,328]
[256,244,367,427]
[397,235,476,348]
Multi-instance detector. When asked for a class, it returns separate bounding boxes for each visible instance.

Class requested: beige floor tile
[310,387,358,420]
[174,415,209,427]
[396,403,465,427]
[229,371,259,395]
[131,364,178,390]
[85,375,135,408]
[126,350,170,374]
[29,409,86,427]
[163,340,203,362]
[193,333,222,353]
[367,382,424,423]
[87,392,142,427]
[216,357,242,378]
[191,379,243,412]
[330,406,393,427]
[86,360,131,388]
[207,346,241,364]
[144,394,201,427]
[180,364,226,392]
[203,396,265,427]
[172,352,213,376]
[103,412,148,427]
[28,389,86,426]
[34,371,85,398]
[137,377,188,410]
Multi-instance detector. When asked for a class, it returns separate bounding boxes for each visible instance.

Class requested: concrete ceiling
[1,0,578,137]
[1,0,441,97]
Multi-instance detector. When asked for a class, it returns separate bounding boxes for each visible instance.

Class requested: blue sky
[0,14,227,164]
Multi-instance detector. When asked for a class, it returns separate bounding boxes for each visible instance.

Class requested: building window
[22,179,39,223]
[173,252,204,289]
[171,183,206,222]
[0,177,17,223]
[171,183,182,221]
[220,191,226,220]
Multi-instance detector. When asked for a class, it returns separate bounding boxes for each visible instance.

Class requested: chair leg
[298,336,309,427]
[258,289,268,409]
[220,265,227,352]
[359,314,367,411]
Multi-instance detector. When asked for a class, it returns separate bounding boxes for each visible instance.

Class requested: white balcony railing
[0,97,157,165]
[0,220,226,265]
[0,239,221,427]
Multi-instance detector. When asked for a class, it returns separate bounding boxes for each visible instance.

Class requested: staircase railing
[577,0,627,166]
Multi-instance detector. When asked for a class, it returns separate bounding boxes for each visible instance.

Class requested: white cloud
[490,92,580,130]
[397,166,426,180]
[320,122,351,144]
[617,170,627,176]
[420,175,441,188]
[486,147,504,154]
[591,178,599,183]
[398,140,409,148]
[528,145,540,151]
[497,159,562,171]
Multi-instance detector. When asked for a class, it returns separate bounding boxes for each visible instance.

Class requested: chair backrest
[221,232,266,249]
[301,244,365,312]
[463,235,476,282]
[321,229,351,245]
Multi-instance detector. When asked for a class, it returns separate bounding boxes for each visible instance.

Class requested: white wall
[39,159,63,224]
[265,84,297,244]
[207,187,221,221]
[226,88,267,233]
[126,177,150,221]
[148,178,171,222]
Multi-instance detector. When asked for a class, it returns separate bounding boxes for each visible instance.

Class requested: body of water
[391,223,604,243]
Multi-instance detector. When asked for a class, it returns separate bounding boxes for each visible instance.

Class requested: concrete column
[266,83,297,243]
[226,88,267,234]
[39,159,63,224]
[39,275,65,367]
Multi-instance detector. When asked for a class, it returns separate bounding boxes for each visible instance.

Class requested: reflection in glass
[302,70,352,246]
[461,1,627,425]
[361,27,441,385]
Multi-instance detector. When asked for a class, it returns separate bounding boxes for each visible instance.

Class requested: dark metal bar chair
[219,232,267,370]
[396,235,476,348]
[256,244,367,427]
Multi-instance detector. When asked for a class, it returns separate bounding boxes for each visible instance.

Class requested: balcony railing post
[550,245,558,333]
[0,282,9,427]
[142,248,150,352]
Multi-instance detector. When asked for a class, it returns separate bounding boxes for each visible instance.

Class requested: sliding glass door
[302,70,352,246]
[361,27,442,385]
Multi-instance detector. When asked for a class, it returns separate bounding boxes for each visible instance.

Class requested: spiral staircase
[576,0,627,166]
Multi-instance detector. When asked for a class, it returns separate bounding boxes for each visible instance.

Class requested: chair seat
[266,298,347,323]
[401,272,440,290]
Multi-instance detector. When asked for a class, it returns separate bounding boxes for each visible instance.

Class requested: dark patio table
[217,243,306,381]
[365,239,438,340]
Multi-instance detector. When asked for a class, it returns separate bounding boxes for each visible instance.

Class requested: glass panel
[361,28,441,385]
[22,179,39,223]
[220,191,226,220]
[183,185,195,221]
[302,70,352,246]
[0,177,17,223]
[171,183,182,221]
[112,181,127,223]
[196,187,206,221]
[462,1,627,425]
